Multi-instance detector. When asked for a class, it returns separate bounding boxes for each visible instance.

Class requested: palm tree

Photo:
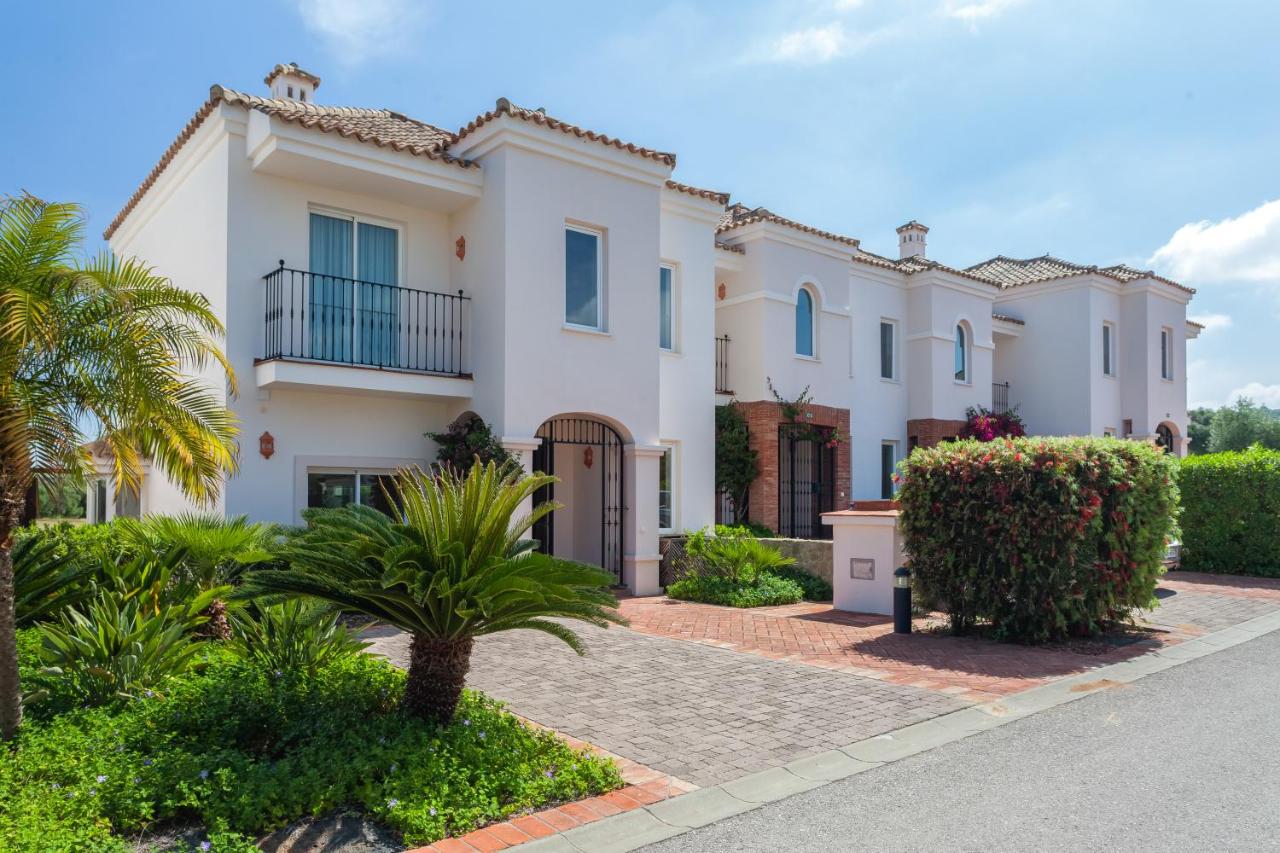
[118,513,278,639]
[0,194,238,739]
[240,462,624,724]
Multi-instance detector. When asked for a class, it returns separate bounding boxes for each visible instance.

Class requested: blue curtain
[796,289,814,357]
[309,214,354,362]
[357,222,399,366]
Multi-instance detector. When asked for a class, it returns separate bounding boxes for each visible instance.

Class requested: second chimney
[896,220,928,260]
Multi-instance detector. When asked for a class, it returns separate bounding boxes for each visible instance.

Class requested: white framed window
[659,264,675,351]
[880,441,898,500]
[954,322,971,383]
[657,444,676,532]
[1103,427,1116,438]
[1102,322,1116,377]
[1160,327,1173,380]
[565,224,603,330]
[307,468,399,515]
[796,287,816,357]
[308,207,403,365]
[880,320,897,380]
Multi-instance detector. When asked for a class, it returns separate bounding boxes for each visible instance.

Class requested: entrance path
[618,571,1280,703]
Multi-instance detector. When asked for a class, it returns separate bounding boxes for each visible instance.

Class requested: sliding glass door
[309,212,399,366]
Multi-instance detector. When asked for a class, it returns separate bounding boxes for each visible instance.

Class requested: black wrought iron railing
[715,334,732,394]
[262,263,469,376]
[993,381,1011,414]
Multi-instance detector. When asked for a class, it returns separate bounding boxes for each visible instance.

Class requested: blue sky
[4,0,1278,408]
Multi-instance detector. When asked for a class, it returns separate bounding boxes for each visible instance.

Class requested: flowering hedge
[897,437,1178,643]
[1179,447,1280,577]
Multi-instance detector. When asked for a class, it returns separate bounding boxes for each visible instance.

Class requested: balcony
[992,381,1011,414]
[715,334,733,395]
[256,264,473,399]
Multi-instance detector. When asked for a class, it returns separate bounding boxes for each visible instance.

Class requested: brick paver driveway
[365,571,1280,791]
[366,622,964,787]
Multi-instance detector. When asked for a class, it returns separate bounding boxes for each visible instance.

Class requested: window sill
[562,323,611,337]
[795,354,820,363]
[1161,377,1175,384]
[1103,373,1117,380]
[660,348,682,358]
[880,376,901,385]
[954,379,972,387]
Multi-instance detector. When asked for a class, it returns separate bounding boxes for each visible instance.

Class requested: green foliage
[767,564,833,602]
[684,527,796,584]
[34,475,86,520]
[244,463,623,651]
[1,643,621,850]
[15,520,130,570]
[1187,406,1214,455]
[897,437,1178,643]
[1179,446,1280,576]
[427,412,517,474]
[229,600,370,678]
[715,522,775,538]
[1208,398,1280,452]
[667,572,805,608]
[32,581,220,707]
[117,513,279,590]
[714,403,758,521]
[12,535,96,627]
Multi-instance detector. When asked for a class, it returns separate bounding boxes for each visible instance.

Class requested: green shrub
[767,565,833,602]
[15,520,131,568]
[1,643,621,850]
[1179,446,1280,576]
[898,437,1178,643]
[13,534,97,627]
[714,522,775,538]
[667,572,805,608]
[684,528,796,583]
[229,600,370,678]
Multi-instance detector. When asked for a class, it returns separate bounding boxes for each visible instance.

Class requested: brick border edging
[497,608,1280,852]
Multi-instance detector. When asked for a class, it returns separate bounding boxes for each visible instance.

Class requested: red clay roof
[717,203,860,248]
[967,255,1195,294]
[455,98,676,167]
[664,179,729,206]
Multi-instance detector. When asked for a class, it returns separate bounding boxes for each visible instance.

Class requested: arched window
[796,288,815,357]
[954,323,969,382]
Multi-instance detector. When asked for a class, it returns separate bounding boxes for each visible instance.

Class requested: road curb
[544,607,1280,853]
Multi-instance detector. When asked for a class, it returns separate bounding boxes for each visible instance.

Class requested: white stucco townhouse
[89,64,1198,593]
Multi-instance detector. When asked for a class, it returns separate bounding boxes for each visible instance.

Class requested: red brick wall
[736,401,851,534]
[907,418,966,450]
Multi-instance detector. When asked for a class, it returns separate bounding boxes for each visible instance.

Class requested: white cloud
[1148,199,1280,285]
[1188,313,1233,333]
[942,0,1023,25]
[769,22,856,63]
[295,0,426,66]
[1228,382,1280,409]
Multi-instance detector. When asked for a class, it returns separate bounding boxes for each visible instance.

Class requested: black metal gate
[531,417,624,582]
[778,425,835,539]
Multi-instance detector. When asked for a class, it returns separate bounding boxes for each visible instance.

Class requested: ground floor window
[881,441,898,499]
[658,445,675,532]
[307,469,398,515]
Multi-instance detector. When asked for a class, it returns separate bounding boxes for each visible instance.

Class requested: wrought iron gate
[531,417,625,582]
[777,425,836,539]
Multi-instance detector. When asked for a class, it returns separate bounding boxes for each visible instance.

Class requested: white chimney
[896,220,929,260]
[264,63,321,102]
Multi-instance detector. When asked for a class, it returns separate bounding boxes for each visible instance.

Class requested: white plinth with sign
[821,510,904,616]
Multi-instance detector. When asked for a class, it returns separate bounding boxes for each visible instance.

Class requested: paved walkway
[367,623,964,787]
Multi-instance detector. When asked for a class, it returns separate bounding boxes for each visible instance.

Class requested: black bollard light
[893,567,912,634]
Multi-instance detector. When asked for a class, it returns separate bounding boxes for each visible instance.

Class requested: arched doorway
[1155,422,1178,455]
[531,416,624,582]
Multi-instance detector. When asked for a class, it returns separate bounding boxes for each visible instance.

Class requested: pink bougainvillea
[959,406,1026,441]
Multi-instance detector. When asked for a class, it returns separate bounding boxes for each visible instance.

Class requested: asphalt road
[642,629,1280,852]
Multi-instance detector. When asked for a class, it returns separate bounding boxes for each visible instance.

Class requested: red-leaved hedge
[897,436,1178,643]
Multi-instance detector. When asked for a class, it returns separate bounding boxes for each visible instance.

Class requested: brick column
[906,418,966,450]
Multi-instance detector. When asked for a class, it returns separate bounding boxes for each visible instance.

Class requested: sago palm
[0,194,238,739]
[239,462,624,724]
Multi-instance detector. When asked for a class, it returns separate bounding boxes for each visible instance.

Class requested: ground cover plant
[2,632,621,851]
[667,528,831,607]
[897,436,1178,643]
[1178,446,1280,576]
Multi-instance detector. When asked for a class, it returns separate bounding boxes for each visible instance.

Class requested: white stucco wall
[905,276,994,423]
[849,266,909,500]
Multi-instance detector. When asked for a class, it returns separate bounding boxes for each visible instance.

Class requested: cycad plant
[13,535,97,627]
[229,599,369,678]
[239,462,624,724]
[119,513,278,638]
[0,194,238,739]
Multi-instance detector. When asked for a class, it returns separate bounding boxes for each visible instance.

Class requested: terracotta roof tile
[717,203,860,248]
[664,179,729,205]
[264,62,321,88]
[454,98,676,166]
[992,312,1026,326]
[715,240,745,255]
[852,249,997,285]
[966,255,1195,294]
[104,86,476,239]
